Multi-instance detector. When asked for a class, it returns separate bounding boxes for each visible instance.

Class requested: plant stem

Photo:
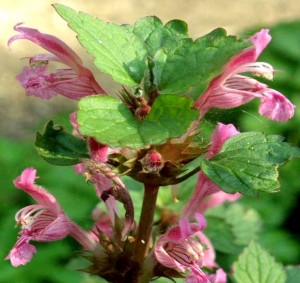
[134,184,159,263]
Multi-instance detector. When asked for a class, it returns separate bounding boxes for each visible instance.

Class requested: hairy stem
[134,184,159,264]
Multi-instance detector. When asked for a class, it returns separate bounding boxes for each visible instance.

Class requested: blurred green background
[1,1,300,282]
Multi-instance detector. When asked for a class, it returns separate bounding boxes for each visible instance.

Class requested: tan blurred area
[1,0,300,139]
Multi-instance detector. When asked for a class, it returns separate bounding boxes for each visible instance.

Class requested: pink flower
[8,23,105,100]
[206,123,240,159]
[197,190,241,213]
[186,268,227,283]
[207,268,227,283]
[181,123,241,220]
[88,138,109,163]
[155,213,216,278]
[5,168,71,266]
[6,168,98,267]
[194,29,294,122]
[90,207,113,239]
[186,268,211,283]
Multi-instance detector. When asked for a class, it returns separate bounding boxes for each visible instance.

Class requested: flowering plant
[5,4,300,283]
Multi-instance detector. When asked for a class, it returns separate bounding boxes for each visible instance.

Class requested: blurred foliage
[1,20,300,282]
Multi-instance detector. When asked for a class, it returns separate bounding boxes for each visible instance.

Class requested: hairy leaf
[54,4,148,86]
[201,132,300,196]
[233,241,286,283]
[77,94,198,149]
[205,203,261,254]
[155,28,250,94]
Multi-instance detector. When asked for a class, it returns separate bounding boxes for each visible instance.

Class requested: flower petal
[9,24,106,99]
[195,231,216,268]
[207,123,240,158]
[186,268,210,283]
[194,76,262,117]
[13,168,60,213]
[8,23,82,71]
[88,138,109,163]
[181,172,221,220]
[50,68,105,99]
[182,123,240,220]
[197,191,241,212]
[5,238,37,267]
[207,268,227,283]
[193,29,295,122]
[250,29,272,60]
[226,29,271,71]
[32,211,71,242]
[259,90,295,122]
[16,66,57,99]
[154,237,187,272]
[194,213,207,230]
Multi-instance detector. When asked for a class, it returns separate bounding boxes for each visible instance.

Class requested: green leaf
[286,266,300,283]
[77,94,198,149]
[77,96,143,148]
[165,19,188,38]
[141,93,199,140]
[132,16,189,92]
[54,4,148,86]
[155,28,250,94]
[35,121,89,165]
[205,215,240,254]
[201,132,300,196]
[205,203,261,254]
[133,16,188,59]
[233,241,286,283]
[55,4,249,96]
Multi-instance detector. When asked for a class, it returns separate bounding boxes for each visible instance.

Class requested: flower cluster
[6,15,295,283]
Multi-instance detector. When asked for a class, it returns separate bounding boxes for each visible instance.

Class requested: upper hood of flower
[8,23,83,71]
[13,168,61,214]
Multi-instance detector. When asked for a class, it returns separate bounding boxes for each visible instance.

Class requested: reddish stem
[134,184,159,263]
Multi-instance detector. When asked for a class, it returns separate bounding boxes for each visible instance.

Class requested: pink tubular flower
[154,213,216,279]
[206,123,240,159]
[8,23,105,100]
[5,168,71,267]
[90,207,113,239]
[194,29,295,122]
[197,190,241,213]
[181,123,241,220]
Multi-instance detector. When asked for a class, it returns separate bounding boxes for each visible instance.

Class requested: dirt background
[1,0,300,140]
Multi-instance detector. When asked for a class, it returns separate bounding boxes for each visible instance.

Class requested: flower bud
[135,104,151,120]
[141,151,164,172]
